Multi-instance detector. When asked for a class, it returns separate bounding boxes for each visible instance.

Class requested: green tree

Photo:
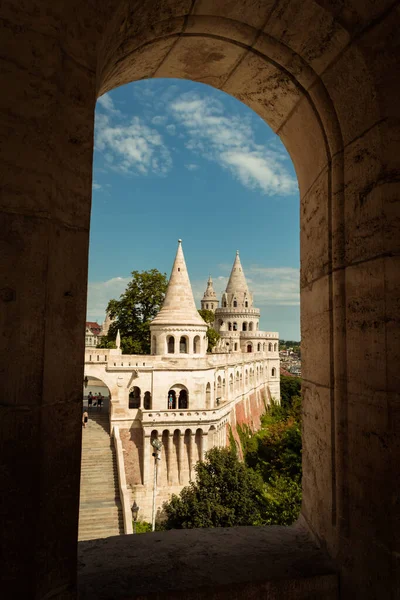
[280,375,301,411]
[98,269,168,354]
[198,309,220,352]
[163,447,267,529]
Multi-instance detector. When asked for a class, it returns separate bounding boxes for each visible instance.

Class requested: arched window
[233,300,237,307]
[272,367,276,377]
[234,343,238,351]
[247,344,252,353]
[144,391,151,410]
[242,322,247,331]
[178,389,188,409]
[217,376,222,399]
[193,335,200,354]
[205,383,211,408]
[167,336,175,354]
[257,343,261,351]
[206,303,209,309]
[229,374,233,393]
[263,342,266,351]
[152,335,157,355]
[167,390,176,409]
[268,343,272,351]
[235,371,240,389]
[228,322,232,331]
[180,336,188,353]
[249,322,253,331]
[274,343,277,351]
[245,301,248,307]
[129,386,141,409]
[233,322,237,331]
[223,301,227,307]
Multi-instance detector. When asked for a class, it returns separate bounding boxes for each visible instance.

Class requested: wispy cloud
[191,266,299,308]
[97,94,121,116]
[95,94,172,176]
[87,277,130,321]
[169,93,297,196]
[185,163,199,171]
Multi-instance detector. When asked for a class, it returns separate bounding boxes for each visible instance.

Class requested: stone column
[0,9,97,598]
[178,431,185,485]
[189,431,196,481]
[166,431,173,485]
[142,434,151,486]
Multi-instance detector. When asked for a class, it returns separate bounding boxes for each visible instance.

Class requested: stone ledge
[78,520,338,599]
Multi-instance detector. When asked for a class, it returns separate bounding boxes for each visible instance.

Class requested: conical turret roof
[226,251,250,295]
[151,240,207,327]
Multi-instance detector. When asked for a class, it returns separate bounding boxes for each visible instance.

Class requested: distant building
[85,321,102,347]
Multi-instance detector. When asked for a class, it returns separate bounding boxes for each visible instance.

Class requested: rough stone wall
[120,426,143,486]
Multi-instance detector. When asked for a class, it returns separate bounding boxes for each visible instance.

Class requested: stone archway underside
[1,1,398,599]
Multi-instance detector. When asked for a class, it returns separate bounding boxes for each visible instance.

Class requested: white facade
[84,241,280,520]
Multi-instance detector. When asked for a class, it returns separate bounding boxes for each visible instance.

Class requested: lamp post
[131,500,139,534]
[151,438,163,532]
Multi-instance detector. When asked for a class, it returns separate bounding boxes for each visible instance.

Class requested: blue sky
[88,79,300,340]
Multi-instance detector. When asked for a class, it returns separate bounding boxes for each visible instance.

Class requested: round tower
[201,276,219,312]
[214,251,260,352]
[150,240,208,356]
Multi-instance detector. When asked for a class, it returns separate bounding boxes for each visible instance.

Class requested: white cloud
[95,115,172,176]
[97,94,121,116]
[86,277,130,321]
[92,181,102,190]
[152,115,167,125]
[184,163,199,171]
[169,93,297,196]
[166,123,176,135]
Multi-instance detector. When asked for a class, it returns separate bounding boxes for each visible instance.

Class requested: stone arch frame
[257,342,261,352]
[271,367,276,377]
[249,322,254,331]
[3,4,398,598]
[233,321,238,331]
[233,299,237,307]
[216,376,222,401]
[247,343,253,353]
[245,369,249,386]
[228,322,232,331]
[263,342,266,351]
[268,342,272,352]
[167,335,175,354]
[274,343,277,351]
[242,322,248,331]
[229,373,233,394]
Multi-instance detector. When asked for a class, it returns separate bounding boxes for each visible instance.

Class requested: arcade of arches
[1,1,399,599]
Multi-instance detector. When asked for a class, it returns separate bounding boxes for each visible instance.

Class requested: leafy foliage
[98,269,168,354]
[198,309,220,352]
[280,375,301,411]
[163,447,267,529]
[133,520,152,534]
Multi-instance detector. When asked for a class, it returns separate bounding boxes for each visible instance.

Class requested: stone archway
[1,3,399,599]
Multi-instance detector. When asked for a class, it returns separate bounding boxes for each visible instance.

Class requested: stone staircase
[78,410,124,541]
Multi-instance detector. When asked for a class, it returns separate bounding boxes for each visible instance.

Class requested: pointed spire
[202,274,217,300]
[151,240,206,326]
[116,329,121,349]
[226,250,249,296]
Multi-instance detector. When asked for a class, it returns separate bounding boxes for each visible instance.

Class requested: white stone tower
[150,240,208,356]
[201,275,219,311]
[214,251,261,352]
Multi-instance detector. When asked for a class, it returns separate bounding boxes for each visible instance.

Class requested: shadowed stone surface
[78,521,338,599]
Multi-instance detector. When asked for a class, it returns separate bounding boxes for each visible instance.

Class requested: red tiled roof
[86,322,101,335]
[280,367,295,377]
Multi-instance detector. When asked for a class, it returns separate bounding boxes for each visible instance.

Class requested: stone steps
[78,412,124,541]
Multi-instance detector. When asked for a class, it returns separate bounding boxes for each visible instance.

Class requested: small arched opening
[233,322,238,331]
[247,344,252,353]
[205,383,211,409]
[233,299,237,307]
[167,336,175,354]
[129,386,141,409]
[144,391,151,410]
[249,322,254,331]
[193,335,200,354]
[268,343,272,351]
[179,336,188,354]
[274,343,277,351]
[242,322,247,331]
[228,322,232,331]
[167,390,177,410]
[272,367,276,377]
[152,335,157,355]
[178,389,188,409]
[257,343,261,351]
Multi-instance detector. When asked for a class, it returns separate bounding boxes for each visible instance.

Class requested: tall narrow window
[168,336,175,354]
[233,300,237,307]
[180,336,188,353]
[193,335,200,353]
